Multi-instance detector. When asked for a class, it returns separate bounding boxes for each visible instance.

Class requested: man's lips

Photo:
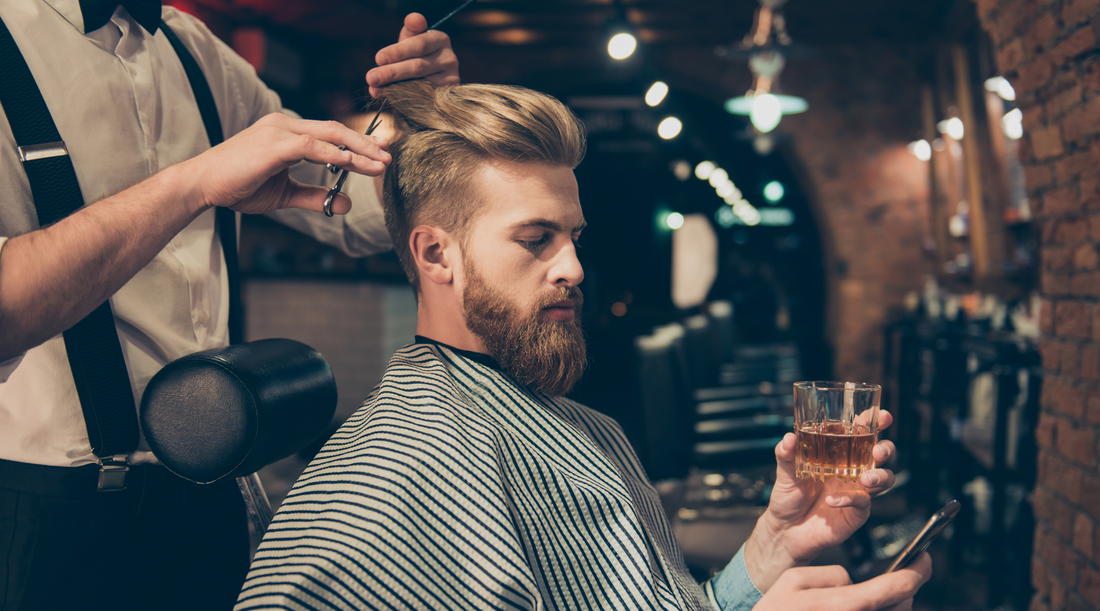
[541,299,577,321]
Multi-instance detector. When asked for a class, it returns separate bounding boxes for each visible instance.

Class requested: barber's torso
[0,0,280,467]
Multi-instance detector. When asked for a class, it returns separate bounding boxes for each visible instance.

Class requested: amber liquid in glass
[795,421,876,483]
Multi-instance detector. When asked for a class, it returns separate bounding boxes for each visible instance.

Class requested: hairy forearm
[743,511,804,594]
[0,162,204,360]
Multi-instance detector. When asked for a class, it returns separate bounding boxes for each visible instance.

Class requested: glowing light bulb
[666,212,684,229]
[608,33,636,60]
[907,140,932,161]
[750,93,782,133]
[695,161,716,180]
[942,117,964,140]
[984,76,1016,101]
[645,81,668,107]
[763,180,785,202]
[1003,108,1023,140]
[716,182,737,198]
[708,168,729,188]
[657,116,682,139]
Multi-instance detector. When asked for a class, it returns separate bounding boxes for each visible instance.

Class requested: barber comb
[322,0,477,216]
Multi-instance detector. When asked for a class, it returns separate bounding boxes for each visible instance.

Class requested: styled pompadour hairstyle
[380,79,587,292]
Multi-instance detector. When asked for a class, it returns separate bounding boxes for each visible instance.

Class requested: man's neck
[415,301,489,355]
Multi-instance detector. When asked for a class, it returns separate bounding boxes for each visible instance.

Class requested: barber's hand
[367,12,460,97]
[746,411,898,592]
[183,113,390,215]
[753,553,931,611]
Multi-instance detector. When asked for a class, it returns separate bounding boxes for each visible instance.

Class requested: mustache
[535,286,584,311]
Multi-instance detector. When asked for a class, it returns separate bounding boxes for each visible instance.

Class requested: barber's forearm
[0,162,206,361]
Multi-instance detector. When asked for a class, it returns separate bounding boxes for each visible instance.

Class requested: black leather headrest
[140,339,337,485]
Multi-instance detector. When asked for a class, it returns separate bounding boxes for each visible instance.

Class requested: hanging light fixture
[722,0,808,148]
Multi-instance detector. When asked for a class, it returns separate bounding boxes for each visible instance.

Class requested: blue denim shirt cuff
[705,544,763,611]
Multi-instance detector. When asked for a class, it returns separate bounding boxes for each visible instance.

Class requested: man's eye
[519,235,549,250]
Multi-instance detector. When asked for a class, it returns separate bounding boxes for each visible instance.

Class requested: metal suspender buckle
[97,454,130,492]
[17,141,68,163]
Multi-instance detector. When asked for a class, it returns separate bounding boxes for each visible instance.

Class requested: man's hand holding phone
[754,553,932,611]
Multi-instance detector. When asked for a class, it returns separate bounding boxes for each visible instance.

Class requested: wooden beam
[953,45,990,281]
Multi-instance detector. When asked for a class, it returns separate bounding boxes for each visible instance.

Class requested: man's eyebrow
[509,219,588,233]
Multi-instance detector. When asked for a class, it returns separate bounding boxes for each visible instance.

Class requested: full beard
[462,266,587,397]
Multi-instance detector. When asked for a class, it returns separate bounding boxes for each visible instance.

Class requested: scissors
[323,0,477,217]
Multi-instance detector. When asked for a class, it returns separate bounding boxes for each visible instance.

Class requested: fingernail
[866,472,880,486]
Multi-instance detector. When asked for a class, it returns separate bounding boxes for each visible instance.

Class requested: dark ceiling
[181,0,970,49]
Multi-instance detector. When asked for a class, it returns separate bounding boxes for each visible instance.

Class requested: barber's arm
[0,114,389,363]
[272,12,459,256]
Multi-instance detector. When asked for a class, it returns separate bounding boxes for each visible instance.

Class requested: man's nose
[552,242,584,287]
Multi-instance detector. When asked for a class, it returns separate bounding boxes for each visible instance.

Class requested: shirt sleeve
[704,544,764,611]
[0,237,26,383]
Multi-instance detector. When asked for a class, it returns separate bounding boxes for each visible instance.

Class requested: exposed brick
[1060,543,1082,589]
[1075,244,1100,269]
[1047,187,1083,216]
[1066,594,1093,611]
[1053,147,1099,185]
[1062,0,1100,27]
[1000,0,1035,36]
[1039,522,1063,566]
[1045,272,1074,296]
[1063,342,1082,377]
[1049,82,1085,117]
[1000,37,1027,73]
[976,0,1004,18]
[1047,377,1088,418]
[1027,163,1056,189]
[1032,124,1067,159]
[1052,571,1068,609]
[1078,565,1100,607]
[1024,103,1048,130]
[1038,410,1060,446]
[1020,57,1055,94]
[1056,300,1092,338]
[1030,595,1050,611]
[1043,298,1057,333]
[1035,555,1054,598]
[1063,97,1100,143]
[1058,419,1097,465]
[1054,488,1078,537]
[1057,217,1092,244]
[1085,55,1100,93]
[1081,344,1100,380]
[1090,214,1100,239]
[1052,456,1086,503]
[1074,513,1095,557]
[1070,270,1100,297]
[1094,304,1100,340]
[1046,246,1074,271]
[1050,26,1099,67]
[1083,175,1100,209]
[1083,473,1100,520]
[1087,390,1100,424]
[1026,12,1061,54]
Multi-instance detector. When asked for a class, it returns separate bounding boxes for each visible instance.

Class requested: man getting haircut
[236,80,930,611]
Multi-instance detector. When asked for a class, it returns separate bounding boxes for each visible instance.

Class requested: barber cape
[237,342,714,611]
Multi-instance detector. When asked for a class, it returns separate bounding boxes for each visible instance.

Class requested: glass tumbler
[793,381,881,483]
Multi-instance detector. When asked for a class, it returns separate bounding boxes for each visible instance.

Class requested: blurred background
[168,1,1098,609]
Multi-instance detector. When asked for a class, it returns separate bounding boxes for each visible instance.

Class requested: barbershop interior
[164,0,1094,609]
[5,0,1099,609]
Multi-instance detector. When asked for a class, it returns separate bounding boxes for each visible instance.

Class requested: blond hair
[381,79,586,291]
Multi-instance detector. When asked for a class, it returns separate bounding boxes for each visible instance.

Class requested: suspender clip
[97,454,130,492]
[17,141,68,162]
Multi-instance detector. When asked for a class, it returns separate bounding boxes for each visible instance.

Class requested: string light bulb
[608,32,636,60]
[645,81,668,107]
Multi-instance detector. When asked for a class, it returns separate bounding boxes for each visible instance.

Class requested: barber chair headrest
[140,338,337,485]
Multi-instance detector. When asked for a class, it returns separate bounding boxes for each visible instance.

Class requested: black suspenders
[0,16,239,489]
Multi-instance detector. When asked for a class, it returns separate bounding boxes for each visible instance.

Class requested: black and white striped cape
[237,342,716,611]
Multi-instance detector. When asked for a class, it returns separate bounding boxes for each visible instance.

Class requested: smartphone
[885,500,962,573]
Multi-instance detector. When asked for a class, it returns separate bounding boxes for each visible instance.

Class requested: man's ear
[409,225,454,286]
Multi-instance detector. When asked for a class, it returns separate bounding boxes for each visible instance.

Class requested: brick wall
[976,1,1100,609]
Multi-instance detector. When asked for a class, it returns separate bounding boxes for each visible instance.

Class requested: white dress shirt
[0,0,392,467]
